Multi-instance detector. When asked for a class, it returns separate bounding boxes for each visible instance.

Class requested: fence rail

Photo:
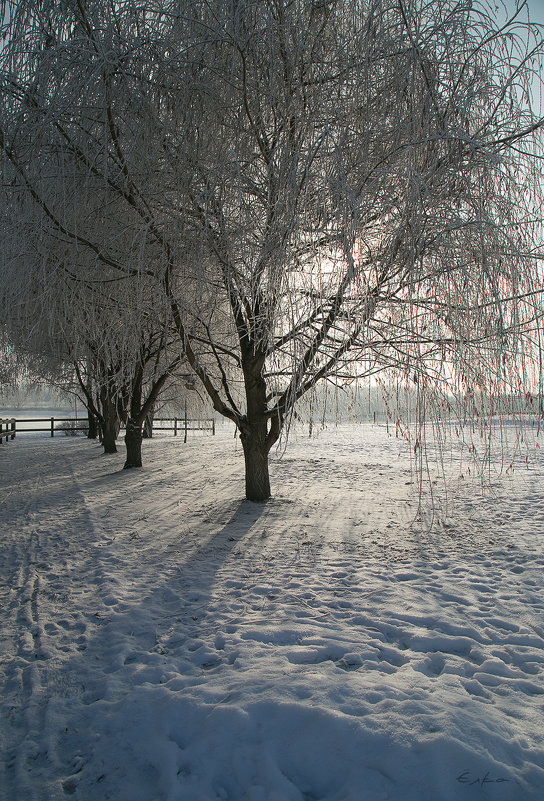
[0,418,16,442]
[149,417,215,442]
[0,416,215,443]
[0,417,89,440]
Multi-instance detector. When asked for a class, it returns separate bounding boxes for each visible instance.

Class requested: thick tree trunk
[87,411,98,440]
[240,424,271,501]
[240,346,273,501]
[101,415,118,454]
[124,419,143,469]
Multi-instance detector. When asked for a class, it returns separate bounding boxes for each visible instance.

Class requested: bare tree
[159,0,544,498]
[1,0,543,501]
[0,0,190,465]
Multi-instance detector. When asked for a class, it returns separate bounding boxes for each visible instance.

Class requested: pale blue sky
[522,0,544,24]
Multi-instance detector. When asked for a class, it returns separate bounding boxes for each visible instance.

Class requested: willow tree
[0,198,183,463]
[163,0,544,498]
[0,0,190,465]
[1,0,543,500]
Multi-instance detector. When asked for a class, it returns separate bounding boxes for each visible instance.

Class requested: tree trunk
[124,418,143,469]
[142,409,154,438]
[239,349,273,501]
[240,426,271,501]
[101,414,118,453]
[100,392,118,453]
[87,411,98,440]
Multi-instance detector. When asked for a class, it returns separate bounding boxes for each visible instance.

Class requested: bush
[55,420,89,436]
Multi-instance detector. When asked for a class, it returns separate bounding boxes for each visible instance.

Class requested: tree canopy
[1,0,543,498]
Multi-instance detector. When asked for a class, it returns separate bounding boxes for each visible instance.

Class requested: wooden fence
[0,417,89,441]
[151,417,215,442]
[0,416,215,443]
[0,418,16,443]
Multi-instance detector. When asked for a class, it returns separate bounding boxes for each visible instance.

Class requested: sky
[527,0,544,23]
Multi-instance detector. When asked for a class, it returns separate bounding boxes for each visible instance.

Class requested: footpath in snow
[0,423,543,801]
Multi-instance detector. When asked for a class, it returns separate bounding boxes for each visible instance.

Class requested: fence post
[0,419,3,444]
[174,418,178,437]
[10,418,15,440]
[212,418,215,435]
[51,417,55,437]
[184,400,188,444]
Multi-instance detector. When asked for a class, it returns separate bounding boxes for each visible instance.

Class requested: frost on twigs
[0,0,543,497]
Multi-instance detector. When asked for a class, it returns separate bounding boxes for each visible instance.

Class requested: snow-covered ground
[1,423,543,801]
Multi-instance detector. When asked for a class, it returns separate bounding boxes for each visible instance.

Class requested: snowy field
[1,423,543,801]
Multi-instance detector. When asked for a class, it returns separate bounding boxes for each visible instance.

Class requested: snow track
[1,426,543,800]
[0,441,109,799]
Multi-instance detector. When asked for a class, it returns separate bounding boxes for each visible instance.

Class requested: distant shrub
[55,420,88,436]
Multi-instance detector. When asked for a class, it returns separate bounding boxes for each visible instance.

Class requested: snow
[1,422,543,800]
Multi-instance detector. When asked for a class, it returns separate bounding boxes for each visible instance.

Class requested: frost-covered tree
[0,0,190,465]
[1,0,543,500]
[3,232,185,464]
[159,0,544,499]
